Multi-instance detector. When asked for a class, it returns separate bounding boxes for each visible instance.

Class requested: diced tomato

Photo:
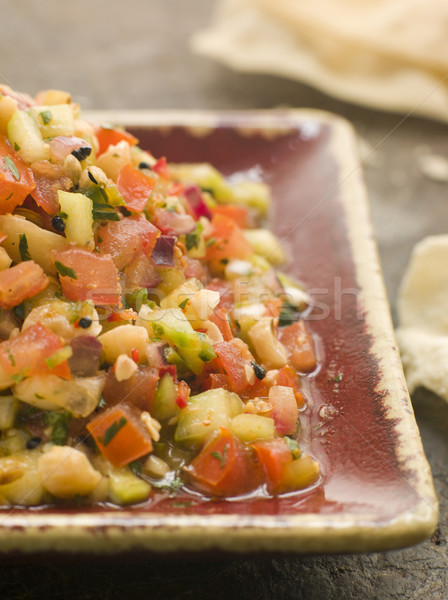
[96,126,138,156]
[183,257,207,283]
[0,261,49,309]
[278,320,317,373]
[209,373,231,390]
[0,137,35,214]
[176,379,190,409]
[213,338,254,394]
[87,405,152,468]
[103,366,159,412]
[205,214,253,273]
[30,161,71,215]
[211,204,249,229]
[269,386,298,435]
[185,427,257,497]
[152,156,170,178]
[53,246,121,305]
[0,322,70,379]
[116,163,155,212]
[208,307,233,341]
[250,438,294,493]
[97,216,160,270]
[263,297,282,319]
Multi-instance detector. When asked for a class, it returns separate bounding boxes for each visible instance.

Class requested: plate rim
[0,109,438,555]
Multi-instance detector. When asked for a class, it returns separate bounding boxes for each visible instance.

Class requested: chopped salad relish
[0,86,319,506]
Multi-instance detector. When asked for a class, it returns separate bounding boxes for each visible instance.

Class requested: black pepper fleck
[26,437,41,450]
[251,361,266,380]
[71,146,92,161]
[51,215,66,232]
[78,317,92,329]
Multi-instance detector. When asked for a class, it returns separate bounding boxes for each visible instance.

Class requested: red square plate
[0,110,437,556]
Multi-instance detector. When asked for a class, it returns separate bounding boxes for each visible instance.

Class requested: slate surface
[0,1,446,598]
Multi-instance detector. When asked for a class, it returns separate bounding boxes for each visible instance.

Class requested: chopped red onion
[153,207,196,235]
[182,184,212,220]
[68,336,102,377]
[151,235,176,267]
[145,342,170,368]
[49,136,91,163]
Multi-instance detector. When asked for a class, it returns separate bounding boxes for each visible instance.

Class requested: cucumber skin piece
[7,110,50,163]
[174,388,243,449]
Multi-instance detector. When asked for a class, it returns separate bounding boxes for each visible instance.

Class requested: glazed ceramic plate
[0,111,437,556]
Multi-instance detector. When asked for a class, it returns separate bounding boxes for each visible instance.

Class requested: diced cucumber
[7,110,50,163]
[107,466,151,505]
[0,396,18,430]
[230,413,275,442]
[58,191,94,247]
[174,388,243,448]
[281,455,320,491]
[231,181,270,216]
[32,104,75,138]
[160,278,202,312]
[156,267,187,296]
[0,430,27,456]
[169,163,233,203]
[152,373,178,421]
[0,214,67,277]
[137,307,215,374]
[243,229,286,266]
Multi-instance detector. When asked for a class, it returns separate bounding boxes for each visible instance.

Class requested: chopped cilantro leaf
[178,298,189,310]
[211,444,229,469]
[284,437,301,460]
[44,411,71,446]
[55,261,77,279]
[3,156,20,181]
[40,110,52,125]
[18,233,31,261]
[101,417,127,446]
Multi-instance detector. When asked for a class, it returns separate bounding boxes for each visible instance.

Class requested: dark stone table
[0,1,446,598]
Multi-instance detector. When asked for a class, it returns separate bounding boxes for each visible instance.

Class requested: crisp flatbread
[396,236,448,402]
[192,0,448,122]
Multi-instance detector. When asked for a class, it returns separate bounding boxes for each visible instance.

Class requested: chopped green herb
[34,393,45,400]
[55,261,77,279]
[205,237,216,247]
[151,476,182,494]
[11,371,26,384]
[6,351,15,367]
[199,347,216,362]
[185,232,199,251]
[57,211,68,219]
[178,298,189,310]
[278,302,299,328]
[220,258,229,265]
[13,302,25,321]
[18,233,31,261]
[39,110,52,125]
[13,142,20,152]
[284,437,301,460]
[45,346,72,370]
[3,156,20,181]
[129,460,142,476]
[101,417,127,446]
[211,444,229,469]
[92,200,120,221]
[152,323,164,337]
[43,410,71,446]
[4,192,13,203]
[333,373,343,383]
